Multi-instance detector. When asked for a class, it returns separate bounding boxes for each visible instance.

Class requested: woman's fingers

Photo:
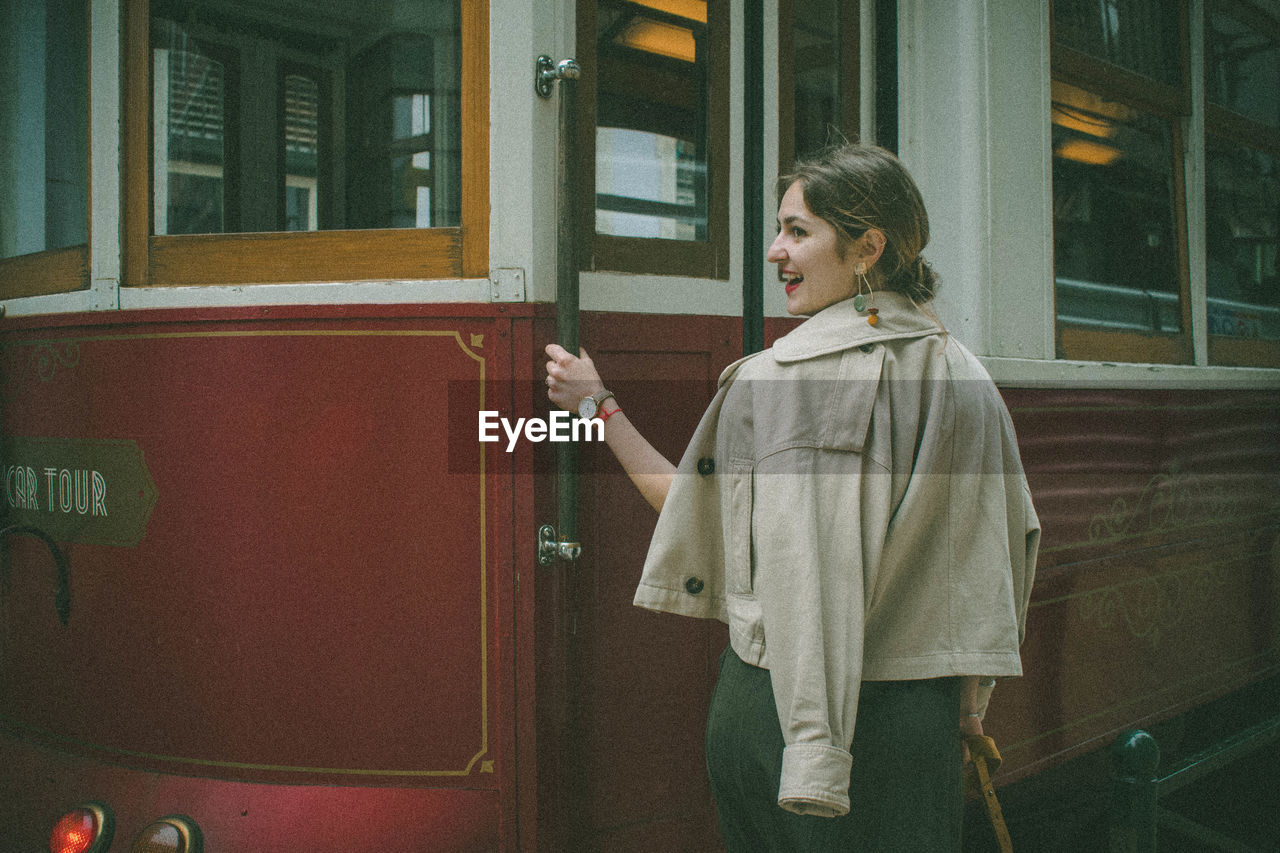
[543,345,601,385]
[543,344,602,410]
[544,343,593,366]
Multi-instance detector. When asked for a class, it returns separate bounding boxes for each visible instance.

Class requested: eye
[790,227,807,238]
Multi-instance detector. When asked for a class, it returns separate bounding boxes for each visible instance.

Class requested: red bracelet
[600,406,621,422]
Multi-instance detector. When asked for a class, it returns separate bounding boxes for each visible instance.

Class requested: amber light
[49,804,111,853]
[132,816,203,853]
[616,18,697,62]
[1055,138,1124,166]
[628,0,707,22]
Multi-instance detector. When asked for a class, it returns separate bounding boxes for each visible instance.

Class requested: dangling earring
[854,263,879,326]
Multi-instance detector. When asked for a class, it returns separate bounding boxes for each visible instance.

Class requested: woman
[545,143,1039,851]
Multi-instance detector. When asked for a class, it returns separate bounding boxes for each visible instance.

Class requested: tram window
[151,20,235,235]
[779,0,859,166]
[1204,1,1280,366]
[595,1,708,240]
[150,2,459,236]
[1206,1,1280,131]
[0,0,89,299]
[1051,80,1183,339]
[126,0,486,284]
[1050,0,1194,365]
[1205,138,1278,342]
[282,71,322,232]
[1052,0,1181,87]
[348,31,462,230]
[579,0,729,278]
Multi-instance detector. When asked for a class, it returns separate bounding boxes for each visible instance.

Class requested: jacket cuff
[777,743,853,818]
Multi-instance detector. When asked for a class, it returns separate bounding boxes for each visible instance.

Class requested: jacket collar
[772,291,943,363]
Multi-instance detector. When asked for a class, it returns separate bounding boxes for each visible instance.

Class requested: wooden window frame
[0,246,90,301]
[1050,0,1195,365]
[777,0,860,173]
[122,0,488,287]
[575,0,730,279]
[0,0,92,301]
[1203,0,1280,368]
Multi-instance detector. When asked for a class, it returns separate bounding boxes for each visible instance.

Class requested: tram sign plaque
[1,437,157,547]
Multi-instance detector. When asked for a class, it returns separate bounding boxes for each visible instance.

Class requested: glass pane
[1206,1,1280,129]
[1206,136,1279,341]
[1051,80,1182,334]
[350,29,461,230]
[0,0,89,261]
[595,0,709,240]
[152,19,229,235]
[283,73,319,232]
[1053,0,1180,86]
[151,0,461,236]
[791,0,842,160]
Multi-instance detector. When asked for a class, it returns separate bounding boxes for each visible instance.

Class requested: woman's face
[767,181,865,316]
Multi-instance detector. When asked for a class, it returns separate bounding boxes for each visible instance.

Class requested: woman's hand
[960,711,984,763]
[959,674,987,763]
[542,342,676,512]
[545,344,605,412]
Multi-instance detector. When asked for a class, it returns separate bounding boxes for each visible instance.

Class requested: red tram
[1,0,1277,850]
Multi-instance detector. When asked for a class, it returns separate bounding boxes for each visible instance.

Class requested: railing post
[1109,729,1160,853]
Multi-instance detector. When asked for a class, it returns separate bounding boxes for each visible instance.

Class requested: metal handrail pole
[554,66,581,559]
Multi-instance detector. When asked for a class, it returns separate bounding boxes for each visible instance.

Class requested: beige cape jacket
[633,292,1040,818]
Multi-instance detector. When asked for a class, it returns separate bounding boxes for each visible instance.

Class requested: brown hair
[779,143,939,303]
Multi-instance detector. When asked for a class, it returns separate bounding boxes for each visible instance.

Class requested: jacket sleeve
[751,446,886,818]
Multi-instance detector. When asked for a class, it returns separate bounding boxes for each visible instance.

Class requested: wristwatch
[577,389,615,420]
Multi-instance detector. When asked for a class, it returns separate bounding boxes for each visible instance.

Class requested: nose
[766,232,786,263]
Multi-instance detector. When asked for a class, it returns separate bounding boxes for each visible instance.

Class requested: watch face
[578,397,597,419]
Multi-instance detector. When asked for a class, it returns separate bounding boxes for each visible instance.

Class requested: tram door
[562,320,738,852]
[540,2,736,849]
[541,2,861,848]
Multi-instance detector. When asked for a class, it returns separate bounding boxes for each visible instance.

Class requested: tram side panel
[990,387,1280,782]
[0,307,517,850]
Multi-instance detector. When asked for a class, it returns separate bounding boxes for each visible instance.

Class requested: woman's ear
[857,228,887,269]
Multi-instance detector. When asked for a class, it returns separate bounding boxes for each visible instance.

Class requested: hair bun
[888,255,939,303]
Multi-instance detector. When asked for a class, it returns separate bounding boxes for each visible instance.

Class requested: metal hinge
[538,524,581,565]
[490,267,526,303]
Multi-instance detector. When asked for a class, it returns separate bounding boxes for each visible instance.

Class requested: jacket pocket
[722,463,755,594]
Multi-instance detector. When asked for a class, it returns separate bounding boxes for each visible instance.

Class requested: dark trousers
[705,647,963,852]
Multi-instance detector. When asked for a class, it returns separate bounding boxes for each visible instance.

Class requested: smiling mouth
[783,274,803,294]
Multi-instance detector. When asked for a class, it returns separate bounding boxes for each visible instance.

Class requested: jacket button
[859,343,874,353]
[684,576,705,595]
[697,457,715,476]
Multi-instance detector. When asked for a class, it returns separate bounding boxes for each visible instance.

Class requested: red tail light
[49,803,112,853]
